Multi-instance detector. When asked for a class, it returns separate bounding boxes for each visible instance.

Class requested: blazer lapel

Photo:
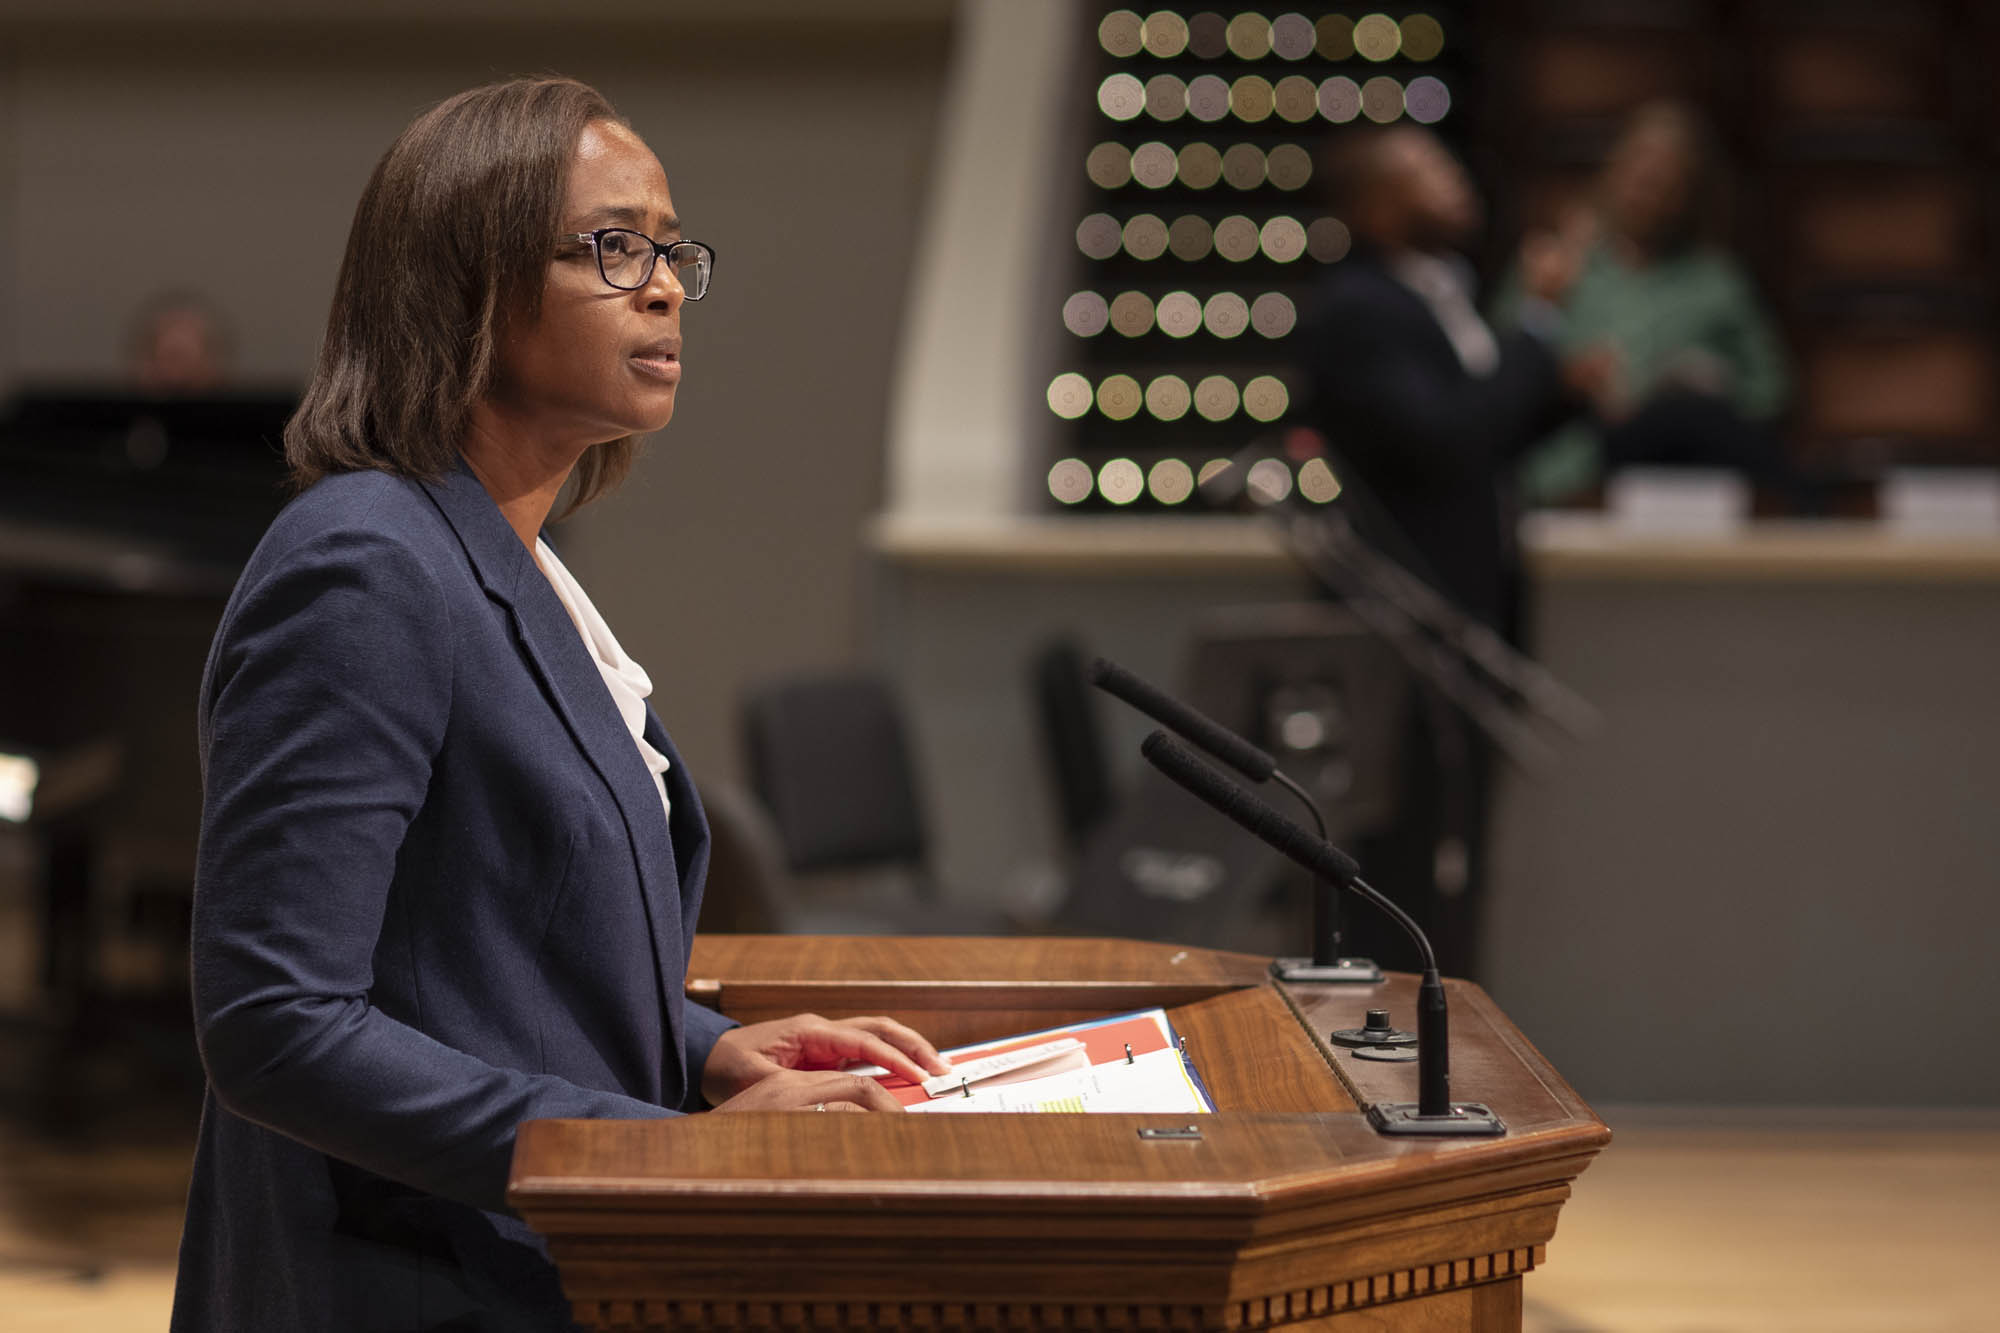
[418,463,690,1096]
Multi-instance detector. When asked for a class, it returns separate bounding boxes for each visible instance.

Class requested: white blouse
[534,538,672,825]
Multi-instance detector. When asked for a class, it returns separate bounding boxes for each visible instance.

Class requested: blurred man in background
[1297,125,1601,634]
[129,292,231,395]
[1293,125,1602,976]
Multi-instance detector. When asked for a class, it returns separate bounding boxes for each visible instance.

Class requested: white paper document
[908,1046,1208,1115]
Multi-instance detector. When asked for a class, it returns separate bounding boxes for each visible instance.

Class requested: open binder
[861,1007,1214,1114]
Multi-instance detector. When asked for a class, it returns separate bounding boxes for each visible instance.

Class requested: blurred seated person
[1294,126,1603,978]
[129,291,231,394]
[1497,102,1792,506]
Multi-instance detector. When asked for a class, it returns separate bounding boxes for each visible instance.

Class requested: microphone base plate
[1367,1102,1507,1137]
[1327,1023,1417,1048]
[1272,956,1384,984]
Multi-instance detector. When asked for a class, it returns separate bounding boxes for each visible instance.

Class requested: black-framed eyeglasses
[564,228,714,299]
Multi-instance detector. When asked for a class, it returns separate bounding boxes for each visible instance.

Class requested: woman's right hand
[1521,207,1598,304]
[1561,343,1625,418]
[708,1066,906,1113]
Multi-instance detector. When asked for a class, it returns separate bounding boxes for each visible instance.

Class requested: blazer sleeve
[1301,281,1567,489]
[191,524,680,1216]
[678,1002,738,1111]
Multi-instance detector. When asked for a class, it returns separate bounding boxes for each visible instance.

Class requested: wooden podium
[508,937,1609,1332]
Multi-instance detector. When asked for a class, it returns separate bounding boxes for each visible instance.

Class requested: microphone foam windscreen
[1090,657,1277,781]
[1140,730,1358,885]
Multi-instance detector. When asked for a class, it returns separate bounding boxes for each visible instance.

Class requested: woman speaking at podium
[170,78,947,1332]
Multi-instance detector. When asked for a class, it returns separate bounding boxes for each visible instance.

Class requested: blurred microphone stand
[1203,450,1598,776]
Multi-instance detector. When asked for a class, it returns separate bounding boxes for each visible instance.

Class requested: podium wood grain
[511,937,1608,1332]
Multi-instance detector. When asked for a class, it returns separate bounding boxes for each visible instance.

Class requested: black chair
[744,672,930,883]
[739,670,1010,934]
[691,779,793,935]
[1029,636,1115,851]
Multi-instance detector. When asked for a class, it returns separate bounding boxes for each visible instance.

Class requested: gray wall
[0,4,953,787]
[1484,573,2000,1107]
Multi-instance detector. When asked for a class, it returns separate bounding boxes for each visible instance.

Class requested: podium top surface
[681,934,1274,992]
[507,936,1609,1329]
[514,936,1605,1202]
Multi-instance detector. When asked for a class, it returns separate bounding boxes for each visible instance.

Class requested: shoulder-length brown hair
[285,76,637,517]
[1598,100,1728,256]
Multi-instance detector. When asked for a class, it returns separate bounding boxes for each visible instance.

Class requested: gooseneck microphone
[1089,657,1379,982]
[1140,732,1399,948]
[1089,657,1276,782]
[1141,730,1504,1136]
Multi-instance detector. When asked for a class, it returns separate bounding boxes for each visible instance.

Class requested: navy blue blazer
[170,462,735,1332]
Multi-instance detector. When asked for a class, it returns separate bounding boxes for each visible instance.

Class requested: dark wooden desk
[510,937,1609,1332]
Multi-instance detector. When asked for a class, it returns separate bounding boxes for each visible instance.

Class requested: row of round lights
[1047,371,1291,424]
[1077,212,1351,265]
[1088,138,1311,192]
[1063,288,1297,340]
[1098,10,1444,64]
[1099,72,1450,126]
[1049,454,1343,507]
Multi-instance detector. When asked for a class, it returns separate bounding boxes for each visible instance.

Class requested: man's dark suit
[170,462,736,1332]
[1295,246,1570,976]
[1296,244,1566,629]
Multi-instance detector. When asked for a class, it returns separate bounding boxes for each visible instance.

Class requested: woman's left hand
[701,1013,951,1106]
